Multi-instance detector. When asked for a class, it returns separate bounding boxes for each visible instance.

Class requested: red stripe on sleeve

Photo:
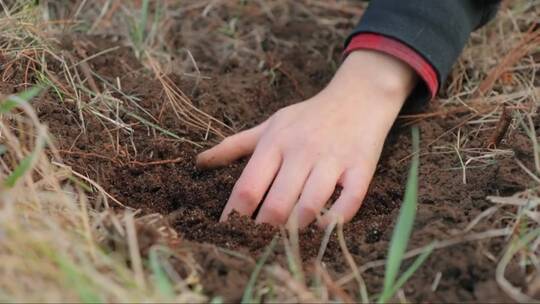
[345,33,439,99]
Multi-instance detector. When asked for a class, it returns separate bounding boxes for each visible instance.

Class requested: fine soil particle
[2,8,535,303]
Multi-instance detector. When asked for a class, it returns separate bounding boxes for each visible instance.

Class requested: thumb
[196,122,267,169]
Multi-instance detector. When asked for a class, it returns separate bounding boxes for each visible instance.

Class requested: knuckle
[234,186,259,206]
[264,133,284,148]
[298,203,320,219]
[264,204,288,223]
[282,139,316,156]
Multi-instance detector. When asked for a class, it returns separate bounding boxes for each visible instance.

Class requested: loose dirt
[2,7,536,302]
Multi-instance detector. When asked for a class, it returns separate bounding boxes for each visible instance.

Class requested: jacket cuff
[344,33,438,100]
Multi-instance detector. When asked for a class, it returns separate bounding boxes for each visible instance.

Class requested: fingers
[220,143,281,221]
[319,167,371,228]
[196,122,267,169]
[255,155,312,225]
[289,163,341,228]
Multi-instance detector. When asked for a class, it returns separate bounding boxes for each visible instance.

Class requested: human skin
[196,50,417,228]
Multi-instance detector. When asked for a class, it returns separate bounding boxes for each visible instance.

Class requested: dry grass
[0,90,205,302]
[0,0,539,302]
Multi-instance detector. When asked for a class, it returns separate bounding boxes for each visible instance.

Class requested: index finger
[220,142,282,221]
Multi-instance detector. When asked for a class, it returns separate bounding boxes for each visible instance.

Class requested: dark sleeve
[346,0,501,105]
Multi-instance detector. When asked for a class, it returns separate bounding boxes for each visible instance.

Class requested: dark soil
[2,3,537,302]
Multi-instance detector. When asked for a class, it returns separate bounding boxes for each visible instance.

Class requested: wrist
[326,50,417,110]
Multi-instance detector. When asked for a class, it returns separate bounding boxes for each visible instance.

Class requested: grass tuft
[378,126,432,303]
[2,86,45,188]
[56,255,103,304]
[0,85,42,113]
[242,236,278,304]
[149,246,175,299]
[131,0,150,58]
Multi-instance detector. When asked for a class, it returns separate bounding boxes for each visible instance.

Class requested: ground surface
[2,1,537,302]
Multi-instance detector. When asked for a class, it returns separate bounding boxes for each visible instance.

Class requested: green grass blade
[283,237,303,283]
[4,128,46,188]
[242,236,278,304]
[36,71,63,102]
[66,175,94,193]
[149,2,164,43]
[139,0,150,43]
[149,247,175,298]
[0,86,42,113]
[383,242,435,303]
[379,126,420,303]
[56,257,102,303]
[4,155,34,188]
[132,0,150,55]
[511,227,540,255]
[210,297,224,304]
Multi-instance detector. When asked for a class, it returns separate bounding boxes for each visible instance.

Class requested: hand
[197,50,417,228]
